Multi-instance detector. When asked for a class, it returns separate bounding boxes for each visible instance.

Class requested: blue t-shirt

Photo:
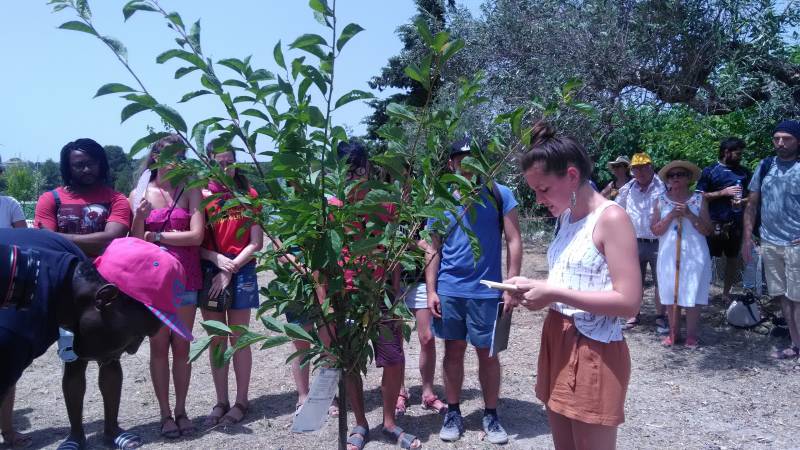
[0,229,85,394]
[695,162,751,223]
[748,157,800,246]
[430,184,518,299]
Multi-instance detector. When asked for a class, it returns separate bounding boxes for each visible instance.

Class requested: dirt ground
[9,247,800,449]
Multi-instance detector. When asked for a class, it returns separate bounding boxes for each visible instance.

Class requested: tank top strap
[583,200,616,231]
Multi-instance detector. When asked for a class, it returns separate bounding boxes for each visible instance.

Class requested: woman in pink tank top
[129,134,204,438]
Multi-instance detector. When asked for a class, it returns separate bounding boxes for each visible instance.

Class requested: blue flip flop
[56,436,85,450]
[104,431,143,449]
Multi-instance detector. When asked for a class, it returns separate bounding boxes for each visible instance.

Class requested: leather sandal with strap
[204,402,230,427]
[394,390,409,418]
[219,402,248,426]
[421,395,447,414]
[159,416,180,439]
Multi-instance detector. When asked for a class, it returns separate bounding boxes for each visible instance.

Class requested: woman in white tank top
[507,122,641,450]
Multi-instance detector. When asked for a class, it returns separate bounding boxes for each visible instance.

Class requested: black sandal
[203,402,230,426]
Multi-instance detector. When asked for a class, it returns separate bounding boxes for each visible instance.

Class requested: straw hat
[606,155,631,171]
[658,160,701,183]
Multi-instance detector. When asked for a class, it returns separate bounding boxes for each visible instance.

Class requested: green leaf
[156,49,205,69]
[260,314,285,333]
[201,320,233,336]
[174,66,199,79]
[153,104,187,132]
[129,132,169,157]
[307,106,326,128]
[222,79,249,89]
[562,77,583,97]
[190,116,222,150]
[289,34,327,50]
[335,90,375,109]
[218,58,245,75]
[166,12,184,30]
[120,103,149,123]
[386,103,417,122]
[58,21,96,36]
[122,1,157,20]
[122,93,157,107]
[414,18,434,46]
[337,23,364,51]
[403,65,428,88]
[187,19,201,53]
[75,0,91,19]
[309,0,332,16]
[178,90,212,103]
[241,108,270,121]
[260,335,292,350]
[188,336,212,363]
[284,323,314,342]
[101,36,128,61]
[432,31,449,52]
[273,41,286,70]
[441,38,465,62]
[301,66,327,95]
[249,69,275,82]
[94,83,136,97]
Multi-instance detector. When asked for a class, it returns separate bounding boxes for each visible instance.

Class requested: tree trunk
[338,376,347,450]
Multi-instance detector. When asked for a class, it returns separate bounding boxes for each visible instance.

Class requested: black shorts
[707,221,743,258]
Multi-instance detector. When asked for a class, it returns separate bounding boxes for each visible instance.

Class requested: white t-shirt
[0,195,26,228]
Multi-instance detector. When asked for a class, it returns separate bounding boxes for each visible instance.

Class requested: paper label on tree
[291,367,340,433]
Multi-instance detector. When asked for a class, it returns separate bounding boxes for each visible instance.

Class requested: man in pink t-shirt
[33,138,137,450]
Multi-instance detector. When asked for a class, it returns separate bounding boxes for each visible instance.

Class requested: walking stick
[671,218,683,344]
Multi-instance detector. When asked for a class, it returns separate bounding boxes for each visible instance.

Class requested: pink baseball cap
[94,237,194,341]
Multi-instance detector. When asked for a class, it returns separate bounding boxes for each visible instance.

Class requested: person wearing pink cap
[129,134,204,438]
[0,229,192,449]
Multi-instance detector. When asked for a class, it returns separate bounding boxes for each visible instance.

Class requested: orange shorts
[535,310,631,426]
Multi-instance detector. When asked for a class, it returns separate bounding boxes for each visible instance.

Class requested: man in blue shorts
[426,138,522,444]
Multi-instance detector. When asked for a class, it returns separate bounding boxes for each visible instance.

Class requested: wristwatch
[154,232,163,243]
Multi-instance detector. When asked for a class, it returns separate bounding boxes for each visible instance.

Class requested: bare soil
[10,247,799,449]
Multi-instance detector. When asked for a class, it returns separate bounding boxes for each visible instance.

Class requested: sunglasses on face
[666,171,690,179]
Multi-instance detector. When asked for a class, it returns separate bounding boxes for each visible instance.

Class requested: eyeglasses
[70,160,99,171]
[666,171,690,179]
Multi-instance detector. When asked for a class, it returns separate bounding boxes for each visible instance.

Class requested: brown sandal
[421,395,448,414]
[219,402,248,425]
[203,402,230,427]
[174,413,196,436]
[160,416,180,439]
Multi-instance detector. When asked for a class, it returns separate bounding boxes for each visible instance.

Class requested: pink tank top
[145,207,202,291]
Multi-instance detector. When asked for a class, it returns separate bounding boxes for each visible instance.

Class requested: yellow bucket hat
[630,153,652,166]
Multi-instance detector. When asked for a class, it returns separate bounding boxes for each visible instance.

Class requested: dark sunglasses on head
[666,171,690,179]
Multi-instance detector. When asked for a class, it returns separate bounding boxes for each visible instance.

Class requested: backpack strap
[50,189,61,211]
[489,181,504,235]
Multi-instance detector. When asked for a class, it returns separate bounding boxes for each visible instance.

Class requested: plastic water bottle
[57,328,78,362]
[732,179,743,212]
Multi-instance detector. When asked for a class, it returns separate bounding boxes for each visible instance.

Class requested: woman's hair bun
[530,121,556,147]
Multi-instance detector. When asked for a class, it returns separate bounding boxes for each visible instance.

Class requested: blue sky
[0,1,480,162]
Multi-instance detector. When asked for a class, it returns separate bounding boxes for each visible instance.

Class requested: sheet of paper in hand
[292,367,340,433]
[480,280,520,291]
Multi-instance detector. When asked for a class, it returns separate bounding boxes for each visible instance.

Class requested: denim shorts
[231,261,260,310]
[176,290,198,307]
[432,295,500,349]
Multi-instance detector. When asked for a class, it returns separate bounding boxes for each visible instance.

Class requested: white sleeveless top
[547,201,624,343]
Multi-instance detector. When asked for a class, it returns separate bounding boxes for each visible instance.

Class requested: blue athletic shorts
[231,261,260,310]
[432,295,500,348]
